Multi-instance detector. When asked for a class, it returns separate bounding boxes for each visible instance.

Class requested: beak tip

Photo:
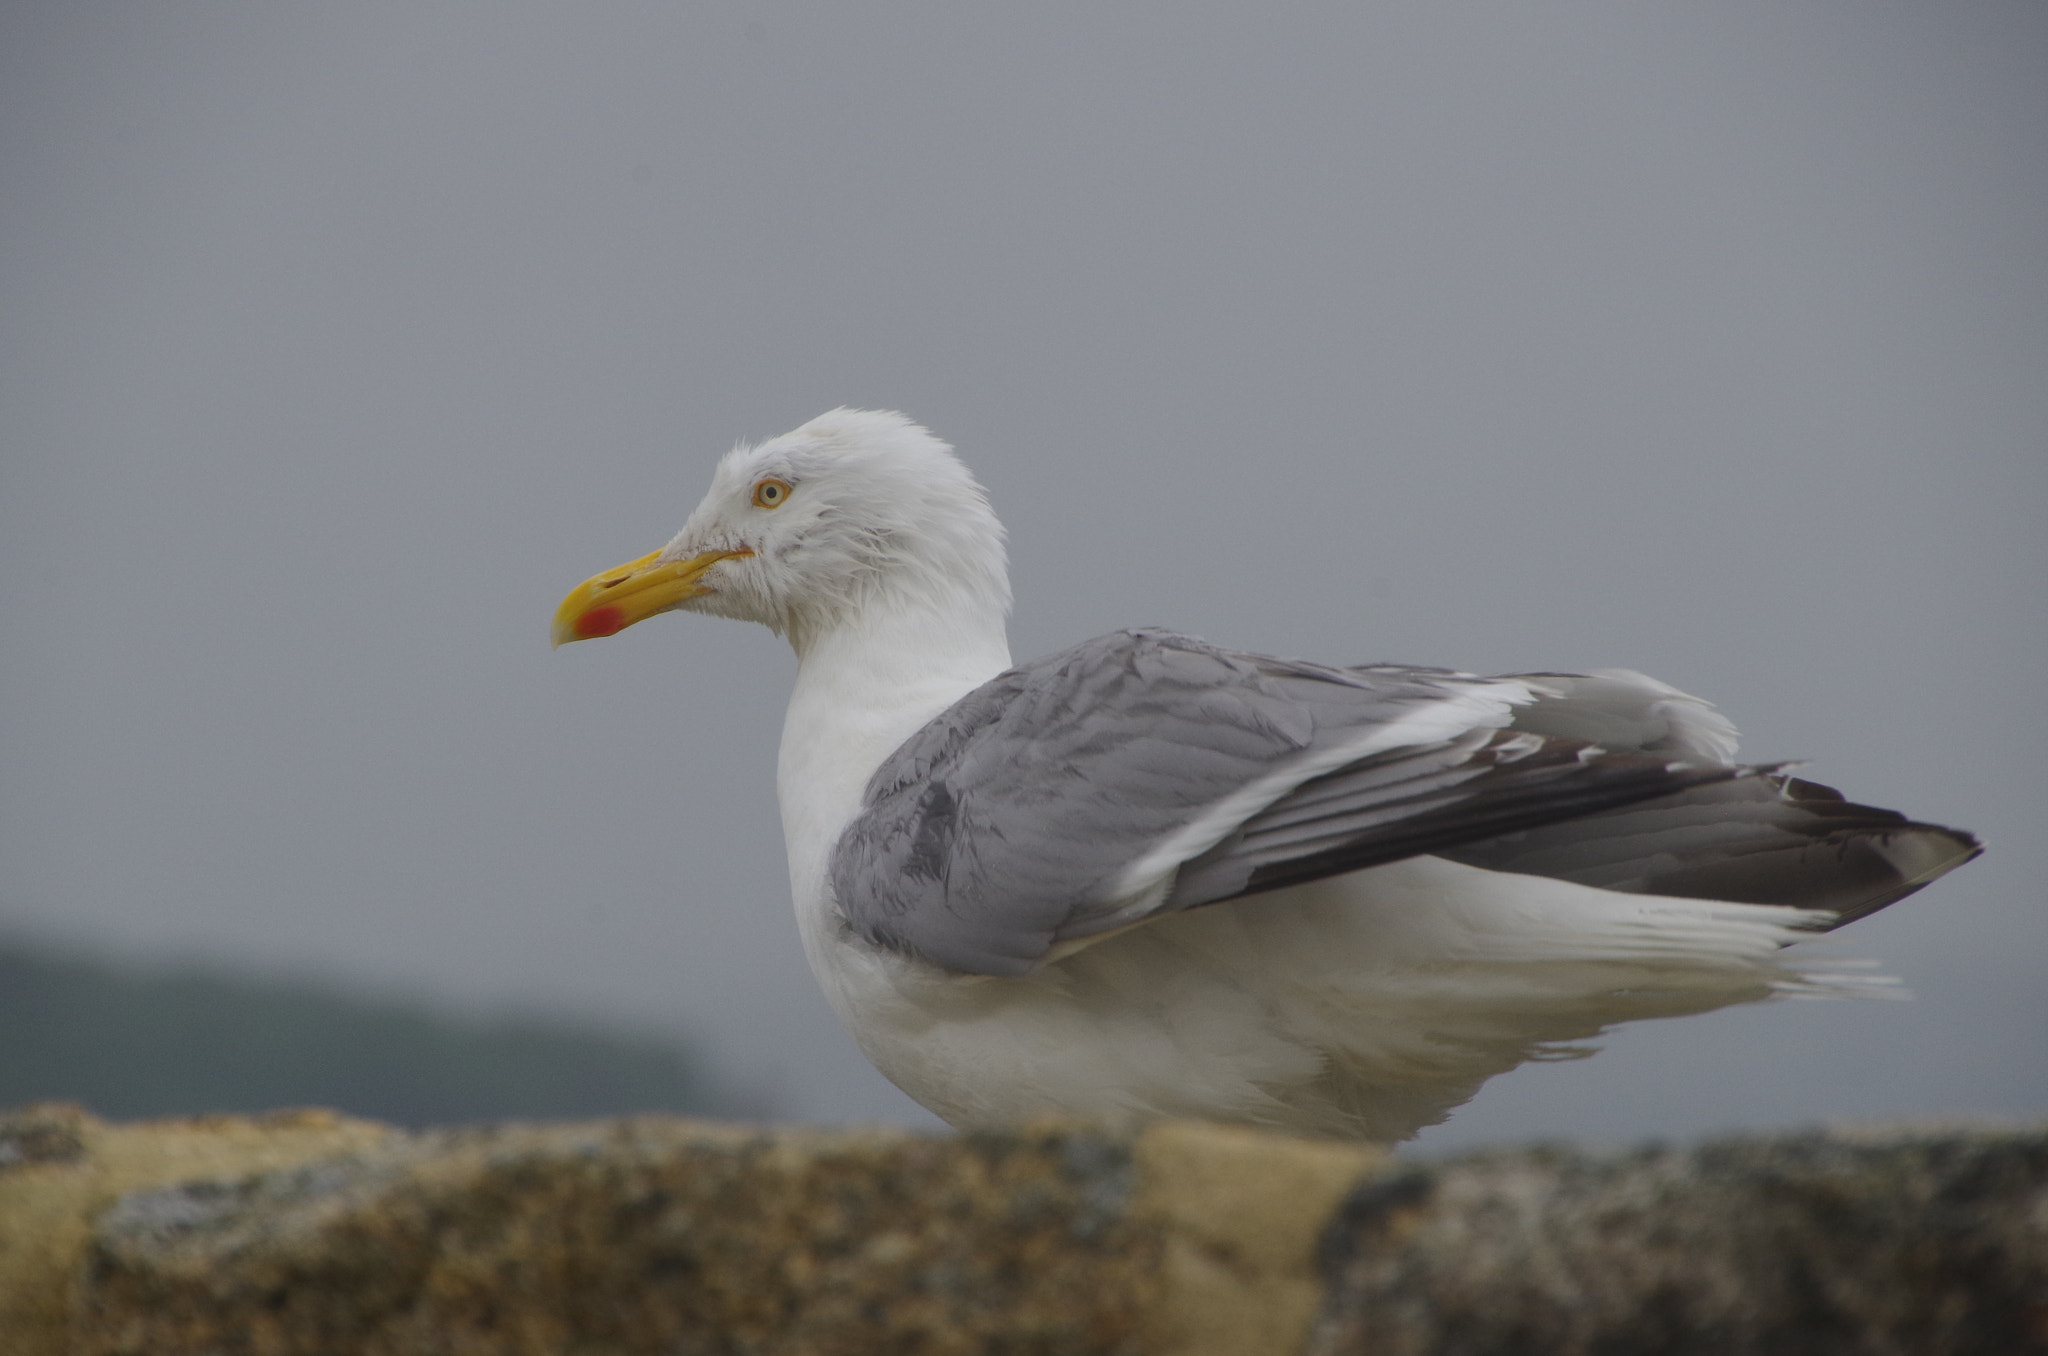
[550,602,631,649]
[554,546,737,651]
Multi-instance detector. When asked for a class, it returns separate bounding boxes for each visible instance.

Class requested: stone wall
[3,1103,2044,1355]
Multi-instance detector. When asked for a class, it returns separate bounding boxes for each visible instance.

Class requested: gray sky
[3,1,2042,1150]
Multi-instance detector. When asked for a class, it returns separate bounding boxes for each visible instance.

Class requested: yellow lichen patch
[0,1103,391,1356]
[1133,1120,1386,1356]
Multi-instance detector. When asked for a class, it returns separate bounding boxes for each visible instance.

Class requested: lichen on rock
[79,1117,1169,1356]
[1305,1127,2048,1356]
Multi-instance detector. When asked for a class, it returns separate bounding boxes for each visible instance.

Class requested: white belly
[801,854,1848,1143]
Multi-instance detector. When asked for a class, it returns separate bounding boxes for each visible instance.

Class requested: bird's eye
[752,477,792,509]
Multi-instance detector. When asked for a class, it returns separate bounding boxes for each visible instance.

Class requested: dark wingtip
[1812,820,1984,931]
[1437,770,1984,930]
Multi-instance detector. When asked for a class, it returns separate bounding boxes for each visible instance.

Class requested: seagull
[554,409,1980,1142]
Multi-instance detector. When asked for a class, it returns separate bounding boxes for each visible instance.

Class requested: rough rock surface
[1305,1126,2048,1356]
[79,1117,1158,1356]
[0,1102,390,1356]
[9,1103,2047,1355]
[31,1109,1374,1356]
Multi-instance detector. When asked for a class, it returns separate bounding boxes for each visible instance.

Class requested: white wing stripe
[1101,680,1530,901]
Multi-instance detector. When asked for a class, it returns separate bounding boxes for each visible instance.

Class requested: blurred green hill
[0,933,746,1125]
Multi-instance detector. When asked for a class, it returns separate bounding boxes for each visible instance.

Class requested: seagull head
[553,408,1011,651]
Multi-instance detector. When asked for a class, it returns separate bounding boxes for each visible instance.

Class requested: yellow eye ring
[752,477,793,509]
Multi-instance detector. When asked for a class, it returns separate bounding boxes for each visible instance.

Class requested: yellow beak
[551,547,752,648]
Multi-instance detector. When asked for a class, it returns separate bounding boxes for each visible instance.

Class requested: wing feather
[1437,774,1982,926]
[832,631,1742,976]
[831,635,1980,977]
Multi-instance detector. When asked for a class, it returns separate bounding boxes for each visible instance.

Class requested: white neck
[776,596,1012,933]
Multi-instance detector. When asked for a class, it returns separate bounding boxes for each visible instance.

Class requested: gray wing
[830,631,1753,976]
[1433,669,1983,927]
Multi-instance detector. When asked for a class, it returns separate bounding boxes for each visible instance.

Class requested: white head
[553,409,1011,655]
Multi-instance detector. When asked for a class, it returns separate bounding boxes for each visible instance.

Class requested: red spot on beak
[574,605,627,639]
